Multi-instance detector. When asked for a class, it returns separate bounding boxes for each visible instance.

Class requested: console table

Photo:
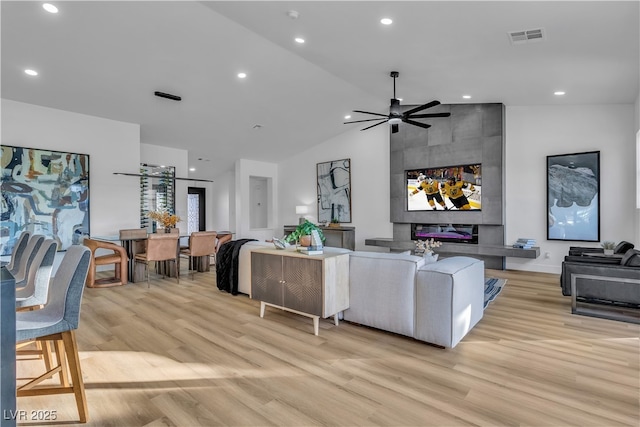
[284,225,355,251]
[250,248,349,335]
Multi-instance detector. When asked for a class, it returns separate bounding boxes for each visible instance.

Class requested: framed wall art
[317,158,352,223]
[1,145,90,254]
[547,151,600,242]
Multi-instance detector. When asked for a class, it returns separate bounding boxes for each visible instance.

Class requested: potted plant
[329,218,341,228]
[601,241,616,256]
[285,220,325,246]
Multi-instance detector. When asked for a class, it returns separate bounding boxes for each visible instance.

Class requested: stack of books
[513,238,536,249]
[297,245,324,255]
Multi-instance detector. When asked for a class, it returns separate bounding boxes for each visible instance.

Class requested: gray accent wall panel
[390,103,505,263]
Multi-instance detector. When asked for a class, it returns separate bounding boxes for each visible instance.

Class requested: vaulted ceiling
[2,1,638,180]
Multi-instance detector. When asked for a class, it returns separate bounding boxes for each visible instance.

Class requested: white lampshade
[295,205,309,215]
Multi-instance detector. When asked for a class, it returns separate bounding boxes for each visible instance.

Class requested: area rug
[484,277,507,309]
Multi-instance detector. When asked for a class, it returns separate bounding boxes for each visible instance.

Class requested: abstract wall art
[547,151,600,242]
[1,145,90,254]
[317,158,351,223]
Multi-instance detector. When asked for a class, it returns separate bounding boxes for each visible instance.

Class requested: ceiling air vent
[508,28,545,44]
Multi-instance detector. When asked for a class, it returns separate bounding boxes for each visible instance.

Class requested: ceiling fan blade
[345,118,392,124]
[391,124,399,134]
[360,120,388,131]
[403,100,441,116]
[403,118,432,129]
[353,110,390,118]
[407,112,451,119]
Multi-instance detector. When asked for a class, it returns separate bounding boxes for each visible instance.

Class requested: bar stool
[16,239,57,310]
[1,230,30,269]
[16,245,92,423]
[12,234,45,289]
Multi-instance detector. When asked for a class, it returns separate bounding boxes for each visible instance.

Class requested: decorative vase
[299,235,311,247]
[423,252,439,263]
[164,227,171,234]
[604,249,614,255]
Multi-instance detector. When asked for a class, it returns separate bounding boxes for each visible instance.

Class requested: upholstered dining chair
[83,238,128,288]
[180,231,217,279]
[16,239,57,310]
[12,234,45,289]
[1,230,30,269]
[134,233,180,287]
[16,245,92,423]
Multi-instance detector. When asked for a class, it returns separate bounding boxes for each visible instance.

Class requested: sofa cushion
[621,249,640,267]
[343,251,425,337]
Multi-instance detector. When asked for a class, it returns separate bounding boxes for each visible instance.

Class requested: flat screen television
[406,163,481,211]
[411,223,478,244]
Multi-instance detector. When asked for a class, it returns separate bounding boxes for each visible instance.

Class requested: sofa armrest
[415,257,484,348]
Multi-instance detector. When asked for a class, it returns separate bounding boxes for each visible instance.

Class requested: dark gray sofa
[561,248,640,305]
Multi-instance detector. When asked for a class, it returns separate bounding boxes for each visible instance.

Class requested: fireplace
[411,223,478,244]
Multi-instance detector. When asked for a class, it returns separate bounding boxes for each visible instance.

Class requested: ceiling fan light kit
[344,71,450,133]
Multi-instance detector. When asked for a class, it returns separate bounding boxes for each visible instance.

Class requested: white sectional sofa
[233,241,485,348]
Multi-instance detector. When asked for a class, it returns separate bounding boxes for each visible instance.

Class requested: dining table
[91,231,231,283]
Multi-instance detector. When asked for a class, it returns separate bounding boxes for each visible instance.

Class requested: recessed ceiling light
[344,115,351,120]
[462,95,472,99]
[295,37,305,44]
[24,69,38,76]
[554,91,566,96]
[380,18,393,25]
[237,72,247,79]
[189,167,196,172]
[42,3,58,13]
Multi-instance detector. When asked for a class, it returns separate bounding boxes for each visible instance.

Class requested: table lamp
[296,205,309,224]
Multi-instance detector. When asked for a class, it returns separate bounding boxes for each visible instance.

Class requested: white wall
[505,104,636,273]
[210,170,233,233]
[277,104,636,273]
[1,99,140,236]
[278,125,392,250]
[234,158,278,241]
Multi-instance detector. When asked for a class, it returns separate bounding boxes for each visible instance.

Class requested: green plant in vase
[285,220,325,246]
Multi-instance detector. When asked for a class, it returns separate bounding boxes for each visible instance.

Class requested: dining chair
[215,232,233,255]
[12,234,45,288]
[1,230,30,269]
[180,231,217,279]
[134,233,180,287]
[83,238,128,287]
[16,245,92,423]
[16,239,57,310]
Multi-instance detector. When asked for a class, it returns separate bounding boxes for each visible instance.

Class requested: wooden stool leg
[61,330,88,423]
[41,340,53,371]
[54,339,70,387]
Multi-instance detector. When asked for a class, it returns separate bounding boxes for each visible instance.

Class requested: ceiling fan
[344,71,450,133]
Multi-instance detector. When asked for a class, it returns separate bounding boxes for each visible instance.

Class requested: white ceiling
[2,1,638,181]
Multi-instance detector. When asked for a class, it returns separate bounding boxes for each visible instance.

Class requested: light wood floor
[16,268,639,426]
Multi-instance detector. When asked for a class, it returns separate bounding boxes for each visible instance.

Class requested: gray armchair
[561,248,640,305]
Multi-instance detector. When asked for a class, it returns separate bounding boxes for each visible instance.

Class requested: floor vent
[508,28,545,44]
